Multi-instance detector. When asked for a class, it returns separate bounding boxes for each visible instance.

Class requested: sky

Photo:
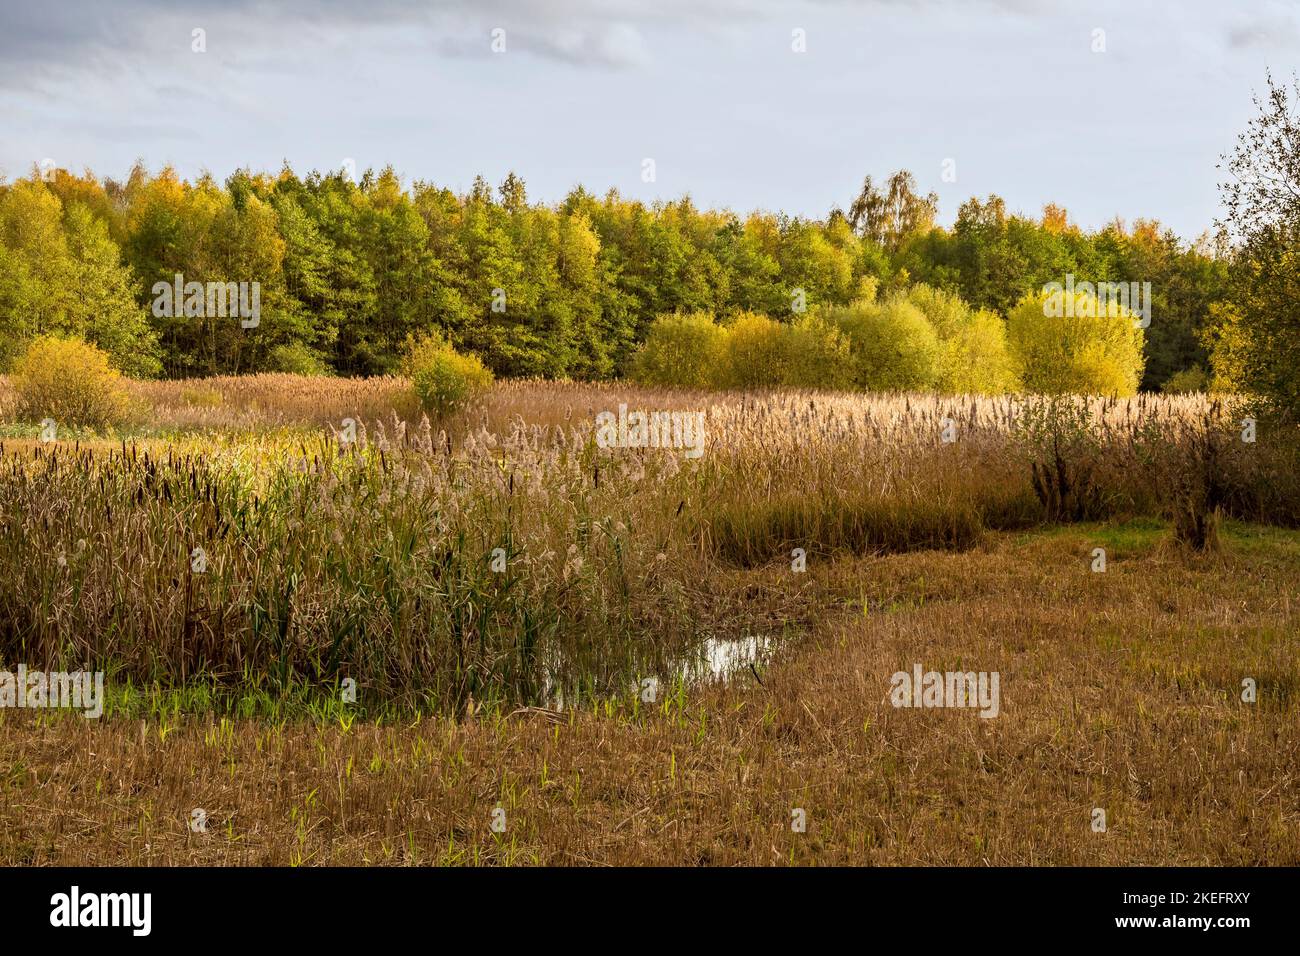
[1,0,1297,239]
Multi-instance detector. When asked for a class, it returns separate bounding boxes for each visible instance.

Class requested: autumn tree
[1214,71,1300,414]
[848,171,938,250]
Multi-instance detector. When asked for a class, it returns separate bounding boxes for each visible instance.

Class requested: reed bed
[0,377,1296,711]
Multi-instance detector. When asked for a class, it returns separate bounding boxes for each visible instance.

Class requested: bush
[265,343,331,377]
[719,312,789,388]
[904,285,1019,394]
[629,312,728,388]
[1007,290,1145,396]
[1161,365,1210,394]
[902,284,970,339]
[403,332,493,419]
[826,297,940,391]
[11,335,130,430]
[782,314,856,389]
[1201,302,1252,395]
[941,308,1021,394]
[1015,396,1108,522]
[1143,404,1241,551]
[716,312,855,390]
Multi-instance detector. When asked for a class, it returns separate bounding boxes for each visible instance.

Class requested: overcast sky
[1,0,1295,238]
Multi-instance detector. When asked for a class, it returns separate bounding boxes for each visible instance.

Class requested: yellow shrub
[403,332,494,419]
[781,314,856,389]
[720,312,789,388]
[936,308,1021,394]
[1161,366,1210,394]
[628,312,728,388]
[1007,290,1145,396]
[716,312,854,390]
[1200,302,1251,394]
[826,297,941,391]
[903,286,1020,394]
[12,335,130,429]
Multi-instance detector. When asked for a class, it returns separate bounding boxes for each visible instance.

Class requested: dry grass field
[0,376,1297,865]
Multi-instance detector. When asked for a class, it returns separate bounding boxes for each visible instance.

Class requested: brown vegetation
[1,522,1295,865]
[0,377,1295,865]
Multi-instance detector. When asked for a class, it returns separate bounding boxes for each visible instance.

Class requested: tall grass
[0,378,1296,712]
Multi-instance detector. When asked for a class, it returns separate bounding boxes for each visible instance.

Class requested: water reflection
[680,633,772,683]
[540,633,773,711]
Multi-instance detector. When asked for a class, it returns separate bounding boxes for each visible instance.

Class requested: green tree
[0,179,157,374]
[1214,71,1300,414]
[62,203,160,376]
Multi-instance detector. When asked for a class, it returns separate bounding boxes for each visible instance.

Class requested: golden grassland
[0,376,1296,864]
[1,522,1296,865]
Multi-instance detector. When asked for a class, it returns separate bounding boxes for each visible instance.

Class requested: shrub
[902,284,970,339]
[1161,365,1210,394]
[628,312,729,388]
[719,312,789,388]
[826,297,940,391]
[853,274,881,303]
[1007,290,1145,396]
[717,312,855,390]
[782,314,856,389]
[11,335,130,430]
[1015,396,1108,522]
[904,285,1019,394]
[1201,302,1252,396]
[403,332,493,419]
[1143,404,1240,551]
[940,308,1021,394]
[265,343,331,377]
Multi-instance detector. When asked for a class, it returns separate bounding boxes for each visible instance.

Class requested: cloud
[0,0,764,86]
[1,1,1025,81]
[1227,15,1300,51]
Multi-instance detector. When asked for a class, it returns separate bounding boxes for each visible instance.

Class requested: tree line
[0,161,1229,390]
